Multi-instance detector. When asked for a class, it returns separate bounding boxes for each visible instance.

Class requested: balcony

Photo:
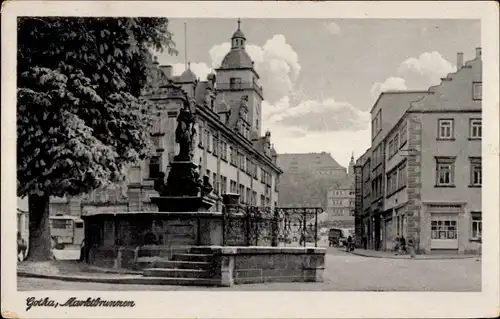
[216,81,263,97]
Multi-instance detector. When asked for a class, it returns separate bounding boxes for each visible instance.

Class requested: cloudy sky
[156,19,480,167]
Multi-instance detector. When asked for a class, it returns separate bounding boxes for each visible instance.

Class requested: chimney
[159,65,173,78]
[457,52,464,70]
[476,47,482,58]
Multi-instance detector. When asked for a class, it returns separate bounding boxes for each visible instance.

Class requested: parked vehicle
[49,215,85,250]
[328,228,342,247]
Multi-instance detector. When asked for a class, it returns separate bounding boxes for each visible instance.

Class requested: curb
[17,271,221,287]
[347,250,479,260]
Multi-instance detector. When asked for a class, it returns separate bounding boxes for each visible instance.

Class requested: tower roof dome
[220,50,254,69]
[180,63,197,82]
[219,18,254,69]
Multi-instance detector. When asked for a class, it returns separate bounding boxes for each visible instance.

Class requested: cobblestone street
[18,249,481,291]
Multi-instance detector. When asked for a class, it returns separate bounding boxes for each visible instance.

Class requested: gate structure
[222,205,323,247]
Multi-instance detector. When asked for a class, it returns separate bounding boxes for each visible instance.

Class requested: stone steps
[137,259,212,270]
[172,253,214,262]
[137,247,218,285]
[143,268,212,278]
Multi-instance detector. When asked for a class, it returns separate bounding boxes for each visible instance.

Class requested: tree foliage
[17,17,177,198]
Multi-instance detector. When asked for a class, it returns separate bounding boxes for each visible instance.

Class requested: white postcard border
[2,1,499,318]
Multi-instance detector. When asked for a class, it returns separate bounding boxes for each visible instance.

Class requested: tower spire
[237,18,241,30]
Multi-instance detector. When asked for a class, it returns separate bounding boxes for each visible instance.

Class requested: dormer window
[230,77,242,90]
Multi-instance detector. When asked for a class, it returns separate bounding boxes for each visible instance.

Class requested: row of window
[331,190,355,196]
[435,157,481,187]
[329,208,355,217]
[371,109,382,139]
[430,212,481,241]
[199,126,274,187]
[437,118,482,140]
[386,162,407,195]
[387,122,408,160]
[372,144,384,168]
[223,177,272,206]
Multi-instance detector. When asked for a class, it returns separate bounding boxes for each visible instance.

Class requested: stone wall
[406,114,423,252]
[216,246,325,286]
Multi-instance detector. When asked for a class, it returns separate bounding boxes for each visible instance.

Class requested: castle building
[354,48,482,254]
[276,152,347,209]
[277,152,346,178]
[49,20,282,224]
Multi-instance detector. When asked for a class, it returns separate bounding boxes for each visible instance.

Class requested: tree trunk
[26,193,53,261]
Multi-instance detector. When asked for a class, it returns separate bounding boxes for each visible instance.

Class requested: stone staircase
[138,247,218,286]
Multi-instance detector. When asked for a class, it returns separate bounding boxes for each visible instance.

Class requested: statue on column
[174,95,196,162]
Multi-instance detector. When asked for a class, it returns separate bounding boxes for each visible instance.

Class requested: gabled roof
[277,152,345,171]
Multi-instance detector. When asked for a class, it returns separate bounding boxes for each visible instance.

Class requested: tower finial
[188,61,191,70]
[237,18,241,30]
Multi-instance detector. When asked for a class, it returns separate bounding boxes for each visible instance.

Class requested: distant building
[354,148,371,247]
[325,154,355,229]
[50,20,283,226]
[355,48,482,254]
[277,152,346,178]
[277,152,347,208]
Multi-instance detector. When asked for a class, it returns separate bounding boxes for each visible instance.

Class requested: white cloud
[267,124,371,168]
[371,51,456,99]
[398,51,456,81]
[263,96,370,133]
[170,62,213,81]
[209,35,301,103]
[324,21,341,35]
[370,76,408,98]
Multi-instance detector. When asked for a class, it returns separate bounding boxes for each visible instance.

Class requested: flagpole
[184,22,188,70]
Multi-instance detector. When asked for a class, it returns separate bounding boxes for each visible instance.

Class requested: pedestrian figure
[400,236,406,255]
[394,235,400,255]
[347,235,353,252]
[407,238,416,258]
[17,232,27,262]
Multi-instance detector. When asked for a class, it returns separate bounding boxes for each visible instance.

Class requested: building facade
[325,155,355,229]
[354,148,371,248]
[355,48,482,254]
[50,20,282,219]
[277,152,346,178]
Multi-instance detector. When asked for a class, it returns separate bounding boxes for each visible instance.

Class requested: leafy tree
[17,17,177,261]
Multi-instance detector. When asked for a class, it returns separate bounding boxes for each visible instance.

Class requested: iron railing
[222,205,322,247]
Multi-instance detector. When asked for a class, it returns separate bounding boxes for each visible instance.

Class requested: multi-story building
[369,90,431,250]
[354,148,371,248]
[383,48,482,254]
[355,47,482,254]
[325,155,355,229]
[277,152,346,178]
[50,20,282,217]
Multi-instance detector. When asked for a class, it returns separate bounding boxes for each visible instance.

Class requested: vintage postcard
[2,1,499,318]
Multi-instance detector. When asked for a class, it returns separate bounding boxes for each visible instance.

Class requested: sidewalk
[347,248,480,260]
[16,260,155,284]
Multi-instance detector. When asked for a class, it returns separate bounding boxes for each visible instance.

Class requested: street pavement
[17,248,481,291]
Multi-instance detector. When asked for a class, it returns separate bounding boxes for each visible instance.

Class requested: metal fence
[222,205,322,247]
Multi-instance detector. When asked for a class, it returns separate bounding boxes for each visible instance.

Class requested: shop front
[429,213,459,250]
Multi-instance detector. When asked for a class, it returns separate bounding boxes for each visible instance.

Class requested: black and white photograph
[2,1,499,318]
